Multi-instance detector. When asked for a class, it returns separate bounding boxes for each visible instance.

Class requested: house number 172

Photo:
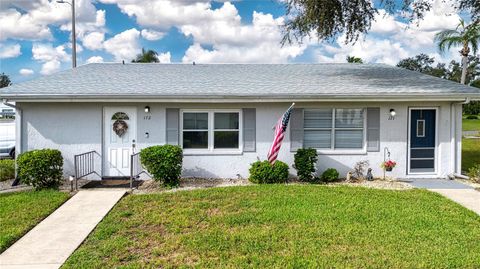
[144,116,151,120]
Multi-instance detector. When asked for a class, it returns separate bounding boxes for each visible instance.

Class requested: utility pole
[57,0,76,68]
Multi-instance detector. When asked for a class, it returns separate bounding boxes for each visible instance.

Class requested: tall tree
[444,56,480,84]
[397,54,480,116]
[435,20,480,84]
[396,54,446,78]
[282,0,479,45]
[0,73,11,88]
[132,48,160,63]
[346,56,363,63]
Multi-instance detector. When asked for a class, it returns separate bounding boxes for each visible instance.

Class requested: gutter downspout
[2,99,22,186]
[451,97,470,179]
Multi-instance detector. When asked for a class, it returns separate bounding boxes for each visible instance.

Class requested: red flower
[381,160,397,168]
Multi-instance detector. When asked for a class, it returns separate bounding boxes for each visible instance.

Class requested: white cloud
[158,52,171,63]
[0,0,102,41]
[32,43,69,75]
[19,68,34,76]
[0,8,53,41]
[98,0,215,30]
[182,9,306,63]
[100,1,306,63]
[82,31,105,50]
[141,29,165,41]
[0,44,21,59]
[103,28,141,61]
[316,35,410,65]
[86,56,104,63]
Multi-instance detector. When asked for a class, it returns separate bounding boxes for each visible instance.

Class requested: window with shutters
[304,108,366,151]
[181,109,242,154]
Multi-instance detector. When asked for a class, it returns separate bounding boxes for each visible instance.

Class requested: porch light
[389,109,396,120]
[144,106,150,113]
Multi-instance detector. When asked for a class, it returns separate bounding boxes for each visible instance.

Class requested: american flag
[267,103,295,164]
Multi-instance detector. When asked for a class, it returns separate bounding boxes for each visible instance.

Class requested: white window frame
[303,108,367,155]
[180,109,243,155]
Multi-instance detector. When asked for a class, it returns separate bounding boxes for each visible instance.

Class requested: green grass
[463,116,480,132]
[64,185,480,268]
[463,138,480,172]
[0,190,70,253]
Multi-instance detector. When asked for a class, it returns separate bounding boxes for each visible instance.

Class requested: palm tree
[346,56,363,64]
[132,48,159,63]
[435,20,480,84]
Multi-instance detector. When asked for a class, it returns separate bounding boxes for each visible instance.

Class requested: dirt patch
[332,179,413,190]
[134,178,251,194]
[133,177,411,194]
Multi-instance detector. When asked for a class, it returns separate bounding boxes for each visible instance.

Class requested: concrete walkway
[409,179,480,215]
[0,190,126,269]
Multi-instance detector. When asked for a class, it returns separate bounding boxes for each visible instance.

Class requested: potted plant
[381,160,397,172]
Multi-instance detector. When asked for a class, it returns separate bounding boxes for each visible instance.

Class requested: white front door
[104,107,137,177]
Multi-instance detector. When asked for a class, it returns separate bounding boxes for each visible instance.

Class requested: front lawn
[0,190,70,253]
[64,185,480,268]
[463,138,480,172]
[463,117,480,131]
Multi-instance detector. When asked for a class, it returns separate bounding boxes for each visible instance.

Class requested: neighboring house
[1,63,480,179]
[0,104,15,158]
[0,104,15,119]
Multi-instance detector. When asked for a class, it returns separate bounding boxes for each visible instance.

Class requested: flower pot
[385,167,393,172]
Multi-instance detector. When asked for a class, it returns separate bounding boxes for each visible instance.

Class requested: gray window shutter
[166,108,179,145]
[367,108,380,152]
[243,108,256,152]
[290,108,304,151]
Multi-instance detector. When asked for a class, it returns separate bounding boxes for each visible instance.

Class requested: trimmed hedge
[17,149,63,190]
[293,148,318,182]
[321,168,339,182]
[140,145,183,187]
[465,115,479,120]
[0,159,15,181]
[249,160,289,184]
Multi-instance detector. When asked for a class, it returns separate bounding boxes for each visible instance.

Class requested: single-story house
[1,63,480,180]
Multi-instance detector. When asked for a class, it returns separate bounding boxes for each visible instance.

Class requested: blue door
[409,109,436,173]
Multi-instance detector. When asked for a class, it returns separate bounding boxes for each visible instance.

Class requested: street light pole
[57,0,76,68]
[71,0,76,68]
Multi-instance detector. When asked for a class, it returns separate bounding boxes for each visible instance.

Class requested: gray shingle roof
[2,63,480,101]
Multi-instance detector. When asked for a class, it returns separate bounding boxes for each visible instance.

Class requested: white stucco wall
[17,101,459,180]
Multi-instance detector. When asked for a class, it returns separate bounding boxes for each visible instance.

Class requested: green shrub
[140,145,183,187]
[17,149,63,190]
[465,115,479,120]
[0,159,15,181]
[249,160,289,184]
[293,148,318,182]
[321,168,339,182]
[467,164,480,183]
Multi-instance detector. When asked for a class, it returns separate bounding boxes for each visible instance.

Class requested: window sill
[183,150,243,156]
[315,149,367,155]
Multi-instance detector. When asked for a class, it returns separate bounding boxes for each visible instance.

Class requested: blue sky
[0,0,463,83]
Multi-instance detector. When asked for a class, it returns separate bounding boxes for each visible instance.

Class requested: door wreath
[113,120,128,137]
[111,112,129,137]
